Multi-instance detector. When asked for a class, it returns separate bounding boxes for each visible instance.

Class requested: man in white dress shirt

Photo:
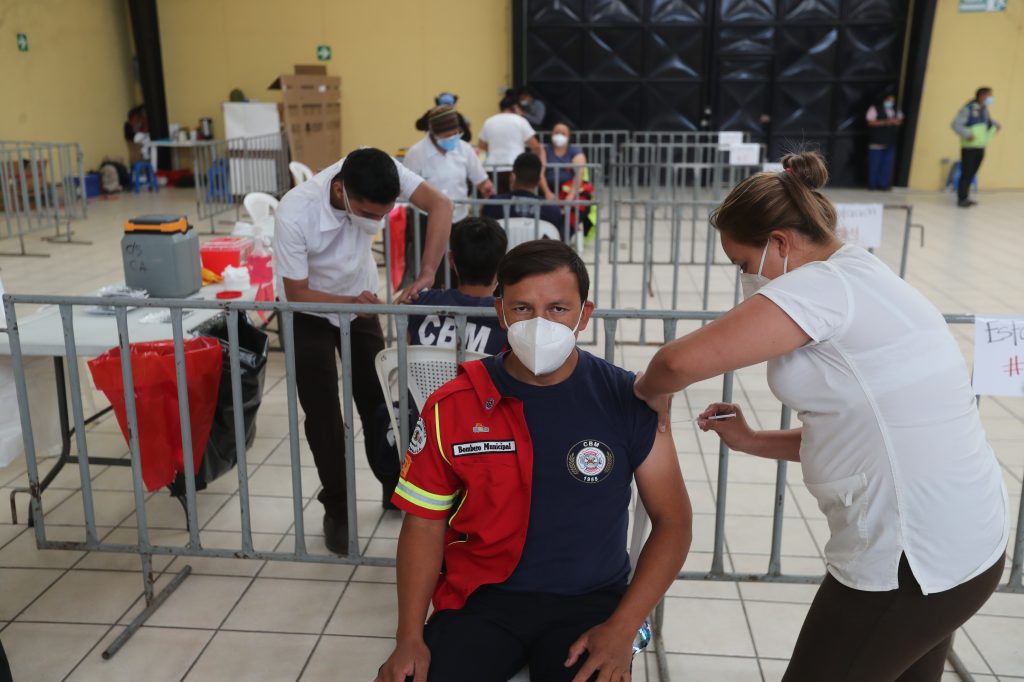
[274,148,452,554]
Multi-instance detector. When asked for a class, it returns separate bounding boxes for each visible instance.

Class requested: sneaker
[957,199,977,207]
[323,513,349,555]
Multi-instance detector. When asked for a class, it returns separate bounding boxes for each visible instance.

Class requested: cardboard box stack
[269,65,341,173]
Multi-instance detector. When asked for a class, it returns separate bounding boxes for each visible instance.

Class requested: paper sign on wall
[972,317,1024,397]
[717,131,744,148]
[960,0,1006,12]
[728,143,760,166]
[835,203,883,249]
[762,162,784,173]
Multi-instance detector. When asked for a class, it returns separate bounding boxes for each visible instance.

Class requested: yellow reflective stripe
[395,478,457,511]
[434,403,451,466]
[448,488,469,527]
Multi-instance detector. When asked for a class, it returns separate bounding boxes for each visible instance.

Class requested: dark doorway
[514,0,923,186]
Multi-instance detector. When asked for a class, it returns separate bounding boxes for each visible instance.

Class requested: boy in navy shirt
[407,217,508,355]
[378,241,693,682]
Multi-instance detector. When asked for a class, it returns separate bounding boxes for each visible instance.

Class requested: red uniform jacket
[391,359,534,613]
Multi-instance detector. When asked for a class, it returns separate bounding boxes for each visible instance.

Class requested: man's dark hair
[499,94,518,111]
[334,148,400,204]
[515,86,532,98]
[511,152,542,187]
[976,87,993,100]
[450,217,508,286]
[498,239,589,304]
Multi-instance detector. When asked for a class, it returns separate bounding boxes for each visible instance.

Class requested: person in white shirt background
[478,94,552,197]
[403,105,494,222]
[402,105,494,288]
[274,148,453,554]
[633,151,1008,681]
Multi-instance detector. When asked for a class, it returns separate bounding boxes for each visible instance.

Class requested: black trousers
[783,554,1004,681]
[292,312,399,520]
[958,148,985,202]
[418,585,625,682]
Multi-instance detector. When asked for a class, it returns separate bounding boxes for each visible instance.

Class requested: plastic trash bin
[88,338,222,491]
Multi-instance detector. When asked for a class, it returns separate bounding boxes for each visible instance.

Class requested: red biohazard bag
[388,205,407,292]
[88,338,222,491]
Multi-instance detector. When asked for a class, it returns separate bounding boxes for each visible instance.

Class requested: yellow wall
[0,0,137,170]
[158,0,512,162]
[909,0,1024,189]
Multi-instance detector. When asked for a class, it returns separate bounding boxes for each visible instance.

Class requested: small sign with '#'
[316,45,331,61]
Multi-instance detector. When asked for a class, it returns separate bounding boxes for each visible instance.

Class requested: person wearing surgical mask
[403,106,496,288]
[274,147,453,555]
[543,122,587,201]
[951,87,1002,207]
[515,85,547,128]
[634,150,1007,682]
[404,106,494,222]
[865,93,903,190]
[376,239,692,682]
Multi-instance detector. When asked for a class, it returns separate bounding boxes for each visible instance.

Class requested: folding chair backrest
[502,217,561,249]
[288,161,314,187]
[374,346,489,447]
[243,192,279,221]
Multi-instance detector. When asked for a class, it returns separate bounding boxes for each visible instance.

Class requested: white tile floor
[0,185,1022,681]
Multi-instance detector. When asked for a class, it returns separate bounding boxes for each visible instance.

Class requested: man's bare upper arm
[634,428,690,525]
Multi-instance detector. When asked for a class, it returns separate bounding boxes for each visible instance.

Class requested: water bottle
[632,620,652,654]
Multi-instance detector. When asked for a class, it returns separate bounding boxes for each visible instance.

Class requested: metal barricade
[615,142,764,198]
[189,132,290,233]
[0,140,88,255]
[535,129,630,149]
[1,294,1020,681]
[607,198,926,345]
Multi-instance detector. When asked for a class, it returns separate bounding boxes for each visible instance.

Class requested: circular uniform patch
[408,417,428,455]
[566,440,615,483]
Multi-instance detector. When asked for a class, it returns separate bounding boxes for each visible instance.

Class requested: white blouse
[759,244,1008,594]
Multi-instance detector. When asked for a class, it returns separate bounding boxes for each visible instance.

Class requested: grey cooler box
[121,215,202,298]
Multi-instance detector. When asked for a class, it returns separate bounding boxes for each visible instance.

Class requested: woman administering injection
[633,151,1008,681]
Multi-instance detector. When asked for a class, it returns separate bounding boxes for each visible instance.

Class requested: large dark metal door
[515,0,910,186]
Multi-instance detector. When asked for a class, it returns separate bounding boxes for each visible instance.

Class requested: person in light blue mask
[403,107,495,288]
[951,87,1001,207]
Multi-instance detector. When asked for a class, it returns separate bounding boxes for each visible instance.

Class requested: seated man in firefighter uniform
[376,240,692,682]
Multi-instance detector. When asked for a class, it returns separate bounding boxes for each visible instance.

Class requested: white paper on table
[835,203,884,249]
[717,131,744,148]
[728,143,761,166]
[0,357,64,467]
[972,317,1024,397]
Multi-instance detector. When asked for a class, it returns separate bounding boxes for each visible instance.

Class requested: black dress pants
[958,148,985,202]
[783,554,1004,681]
[292,312,399,520]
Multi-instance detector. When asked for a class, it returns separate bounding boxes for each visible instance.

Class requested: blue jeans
[868,146,896,189]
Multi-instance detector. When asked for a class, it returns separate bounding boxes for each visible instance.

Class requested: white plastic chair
[288,161,314,187]
[374,346,489,447]
[243,192,279,222]
[502,217,561,250]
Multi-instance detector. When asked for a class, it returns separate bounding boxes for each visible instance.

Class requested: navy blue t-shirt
[407,289,507,355]
[484,349,658,595]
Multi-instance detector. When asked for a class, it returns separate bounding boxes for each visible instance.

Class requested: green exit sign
[16,32,28,52]
[316,44,331,61]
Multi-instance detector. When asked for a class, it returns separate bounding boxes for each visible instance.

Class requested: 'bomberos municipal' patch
[408,418,427,455]
[452,440,516,457]
[567,440,614,483]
